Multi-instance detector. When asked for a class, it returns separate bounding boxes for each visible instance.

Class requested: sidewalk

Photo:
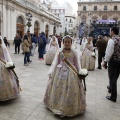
[0,45,120,120]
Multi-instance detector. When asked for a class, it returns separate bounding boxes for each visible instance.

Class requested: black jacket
[13,37,21,45]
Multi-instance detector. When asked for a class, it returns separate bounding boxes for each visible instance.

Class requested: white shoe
[24,64,28,66]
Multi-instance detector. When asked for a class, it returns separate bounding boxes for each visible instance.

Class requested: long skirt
[0,63,20,101]
[81,50,95,71]
[44,65,86,117]
[45,46,57,65]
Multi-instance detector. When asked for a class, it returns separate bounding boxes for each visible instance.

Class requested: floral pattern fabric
[45,41,58,65]
[44,51,86,117]
[0,47,20,101]
[81,43,95,71]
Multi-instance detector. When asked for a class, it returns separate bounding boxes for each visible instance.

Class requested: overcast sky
[56,0,78,14]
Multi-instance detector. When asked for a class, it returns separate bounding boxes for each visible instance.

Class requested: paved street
[0,44,120,120]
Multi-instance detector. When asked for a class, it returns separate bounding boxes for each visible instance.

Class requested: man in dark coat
[96,35,107,69]
[13,33,22,54]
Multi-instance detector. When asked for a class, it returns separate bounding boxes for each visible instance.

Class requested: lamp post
[88,11,91,36]
[53,23,56,35]
[26,12,32,32]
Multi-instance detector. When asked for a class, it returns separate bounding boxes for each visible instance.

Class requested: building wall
[0,0,61,40]
[78,1,120,25]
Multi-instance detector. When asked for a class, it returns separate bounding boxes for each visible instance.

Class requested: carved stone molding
[6,5,15,11]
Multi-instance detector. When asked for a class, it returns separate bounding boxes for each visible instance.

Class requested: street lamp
[53,23,56,35]
[26,12,32,31]
[88,11,91,36]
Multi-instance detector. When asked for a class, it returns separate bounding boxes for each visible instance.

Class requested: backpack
[39,37,44,46]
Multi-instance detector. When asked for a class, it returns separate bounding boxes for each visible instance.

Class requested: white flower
[79,69,88,75]
[91,52,96,57]
[5,62,14,68]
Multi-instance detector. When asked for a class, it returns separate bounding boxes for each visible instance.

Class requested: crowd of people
[0,26,120,117]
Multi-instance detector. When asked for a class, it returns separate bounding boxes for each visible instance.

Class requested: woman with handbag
[0,36,20,101]
[44,35,86,117]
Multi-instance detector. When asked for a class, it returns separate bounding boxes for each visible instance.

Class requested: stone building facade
[65,15,77,37]
[77,0,120,36]
[0,0,61,40]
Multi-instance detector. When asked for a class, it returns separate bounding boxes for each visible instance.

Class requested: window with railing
[114,6,117,11]
[83,6,86,11]
[94,6,97,11]
[104,6,107,11]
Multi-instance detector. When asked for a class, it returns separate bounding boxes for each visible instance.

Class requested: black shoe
[14,52,17,54]
[107,85,111,93]
[29,60,32,62]
[97,67,101,69]
[106,96,116,102]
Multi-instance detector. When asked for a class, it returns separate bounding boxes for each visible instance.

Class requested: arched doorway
[16,16,24,38]
[45,25,49,38]
[102,15,108,20]
[82,15,86,24]
[34,21,39,37]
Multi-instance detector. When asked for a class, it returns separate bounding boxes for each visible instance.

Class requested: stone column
[2,4,7,38]
[41,19,45,32]
[6,6,11,40]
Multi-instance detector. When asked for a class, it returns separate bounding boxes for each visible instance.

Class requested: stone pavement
[0,44,120,120]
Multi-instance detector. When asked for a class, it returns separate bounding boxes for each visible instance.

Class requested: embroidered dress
[81,43,95,71]
[0,38,20,101]
[44,50,86,117]
[45,38,59,65]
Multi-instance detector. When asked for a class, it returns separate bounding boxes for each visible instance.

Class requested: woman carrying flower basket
[81,37,96,71]
[0,36,20,101]
[44,35,87,117]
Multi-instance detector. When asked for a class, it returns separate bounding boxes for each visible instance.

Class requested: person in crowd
[92,36,97,52]
[45,36,59,65]
[81,37,95,71]
[0,35,20,101]
[80,37,87,51]
[103,27,120,102]
[96,35,107,69]
[13,33,22,54]
[44,35,86,117]
[27,31,32,56]
[104,36,110,44]
[23,35,31,66]
[56,35,62,48]
[31,34,37,56]
[38,32,47,60]
[47,35,52,44]
[3,37,10,47]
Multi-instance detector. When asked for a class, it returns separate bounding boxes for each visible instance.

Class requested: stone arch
[45,24,49,38]
[92,16,98,21]
[16,15,25,37]
[113,16,118,21]
[81,15,86,23]
[34,20,40,37]
[102,15,108,20]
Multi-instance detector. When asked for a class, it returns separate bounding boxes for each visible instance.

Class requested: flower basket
[78,69,88,91]
[91,52,96,59]
[26,22,32,27]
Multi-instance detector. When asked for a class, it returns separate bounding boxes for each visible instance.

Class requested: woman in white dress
[45,36,59,65]
[81,37,95,71]
[44,35,86,117]
[80,37,87,51]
